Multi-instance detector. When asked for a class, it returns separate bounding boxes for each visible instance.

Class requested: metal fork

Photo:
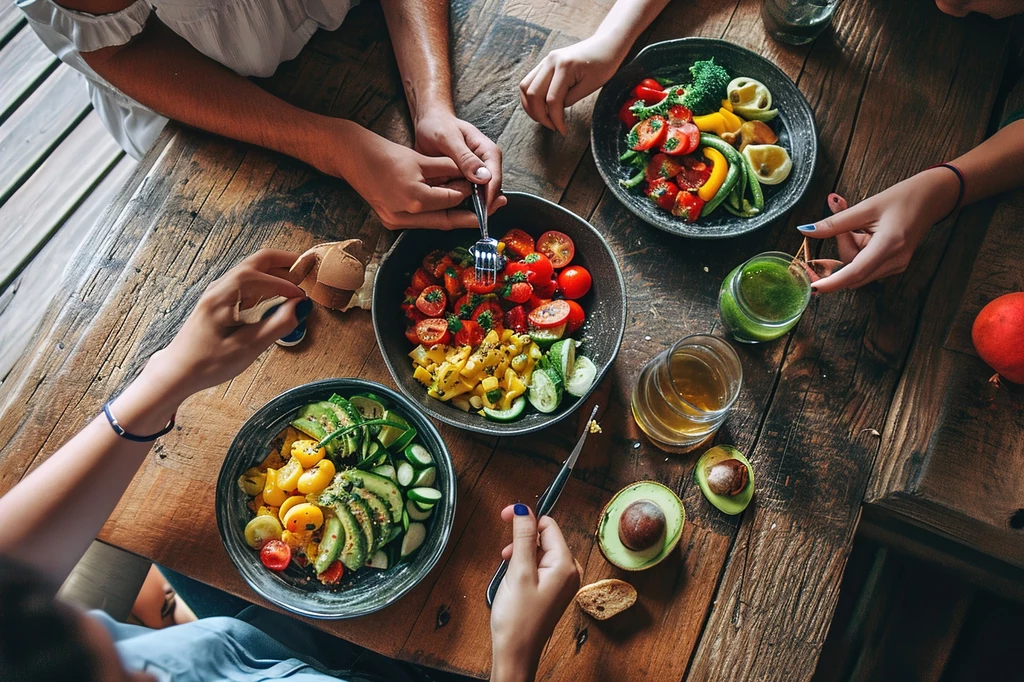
[469,184,503,285]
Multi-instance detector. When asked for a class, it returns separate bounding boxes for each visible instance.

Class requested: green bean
[743,152,765,212]
[698,134,743,217]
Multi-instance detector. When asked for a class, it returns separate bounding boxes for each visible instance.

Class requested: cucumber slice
[529,323,566,350]
[402,508,410,532]
[377,411,409,449]
[527,367,564,414]
[372,464,397,483]
[397,461,415,487]
[404,444,433,468]
[565,355,598,397]
[411,466,436,488]
[413,499,435,512]
[407,487,443,505]
[549,339,576,382]
[401,522,427,559]
[366,549,389,570]
[406,498,433,521]
[482,396,527,422]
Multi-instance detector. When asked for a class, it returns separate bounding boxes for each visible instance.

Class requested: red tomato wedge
[565,300,586,334]
[535,231,574,269]
[633,78,666,104]
[454,319,485,347]
[415,286,446,317]
[676,155,712,190]
[646,179,680,212]
[660,123,700,155]
[557,266,592,300]
[443,267,464,297]
[628,116,668,151]
[505,305,528,333]
[645,153,682,183]
[471,300,504,333]
[501,229,535,259]
[528,300,571,329]
[461,268,499,294]
[666,104,693,126]
[318,560,344,585]
[672,191,705,222]
[416,318,451,346]
[260,540,291,572]
[618,96,640,127]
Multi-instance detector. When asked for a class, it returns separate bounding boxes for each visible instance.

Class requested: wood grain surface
[0,0,1019,680]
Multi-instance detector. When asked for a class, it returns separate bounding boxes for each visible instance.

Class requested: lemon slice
[743,144,793,185]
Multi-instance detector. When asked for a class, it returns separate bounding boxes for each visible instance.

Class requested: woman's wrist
[491,639,542,682]
[913,166,963,224]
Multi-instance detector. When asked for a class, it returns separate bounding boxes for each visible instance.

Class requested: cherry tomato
[645,153,682,183]
[564,300,586,334]
[504,260,534,282]
[410,267,437,293]
[503,281,533,304]
[660,123,700,155]
[536,232,575,268]
[471,300,504,333]
[404,327,420,345]
[318,560,344,585]
[454,319,485,346]
[633,78,666,104]
[416,318,451,346]
[443,267,464,297]
[461,268,499,295]
[533,277,558,299]
[647,179,680,212]
[672,191,705,222]
[500,229,535,260]
[667,105,693,126]
[629,116,668,151]
[260,539,291,572]
[618,96,640,127]
[454,293,483,319]
[415,286,446,317]
[505,305,528,334]
[521,252,554,282]
[526,294,549,311]
[676,155,712,191]
[422,250,447,277]
[557,266,592,300]
[529,300,571,329]
[402,304,426,325]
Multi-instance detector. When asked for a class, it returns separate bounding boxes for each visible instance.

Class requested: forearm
[491,647,540,682]
[952,119,1024,205]
[592,0,673,62]
[380,0,453,121]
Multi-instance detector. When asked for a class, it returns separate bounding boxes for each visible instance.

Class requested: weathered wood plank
[0,4,26,50]
[0,24,58,124]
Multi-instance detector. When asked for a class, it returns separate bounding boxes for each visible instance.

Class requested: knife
[485,404,601,607]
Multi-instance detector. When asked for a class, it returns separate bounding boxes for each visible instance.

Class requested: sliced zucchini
[548,339,576,382]
[396,460,415,487]
[529,323,566,350]
[413,499,435,513]
[407,487,443,505]
[527,367,564,414]
[372,464,397,483]
[404,444,433,468]
[406,498,433,521]
[411,466,436,488]
[401,522,427,559]
[366,549,389,570]
[483,396,526,422]
[565,355,598,397]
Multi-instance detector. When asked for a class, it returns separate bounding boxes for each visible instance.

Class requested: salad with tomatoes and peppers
[401,230,599,422]
[617,60,793,223]
[237,392,442,585]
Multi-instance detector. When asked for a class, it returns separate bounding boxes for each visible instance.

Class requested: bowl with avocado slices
[597,481,685,571]
[216,378,455,619]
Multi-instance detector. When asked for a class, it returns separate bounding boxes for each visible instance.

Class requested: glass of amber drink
[630,334,743,449]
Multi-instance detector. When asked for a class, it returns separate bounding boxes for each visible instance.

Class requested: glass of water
[761,0,840,45]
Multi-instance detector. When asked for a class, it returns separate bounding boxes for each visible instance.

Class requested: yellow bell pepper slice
[718,108,743,133]
[693,112,728,136]
[698,147,728,202]
[720,98,734,112]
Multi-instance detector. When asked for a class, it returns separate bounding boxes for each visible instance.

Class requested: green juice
[718,252,811,343]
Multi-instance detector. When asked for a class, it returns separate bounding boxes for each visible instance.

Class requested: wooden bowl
[591,37,818,238]
[372,192,626,436]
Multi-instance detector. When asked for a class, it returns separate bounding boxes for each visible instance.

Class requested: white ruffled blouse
[18,0,356,158]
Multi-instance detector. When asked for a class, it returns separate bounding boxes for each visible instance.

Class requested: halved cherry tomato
[415,286,446,317]
[629,116,668,151]
[500,229,535,260]
[533,277,558,299]
[645,153,682,183]
[521,252,554,282]
[443,267,464,297]
[528,300,571,329]
[557,266,592,300]
[676,155,712,191]
[618,96,640,127]
[454,319,485,347]
[667,105,693,126]
[454,293,483,318]
[536,231,574,269]
[422,250,447,276]
[505,305,528,334]
[461,268,499,294]
[260,539,291,572]
[565,300,586,334]
[647,178,680,212]
[416,318,451,346]
[410,267,437,293]
[633,78,666,104]
[404,327,421,345]
[318,560,344,585]
[672,191,705,222]
[503,281,533,304]
[471,300,504,333]
[660,123,700,155]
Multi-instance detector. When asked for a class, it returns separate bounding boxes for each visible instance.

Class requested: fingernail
[797,224,816,232]
[513,503,529,516]
[810,286,819,295]
[295,298,313,321]
[475,167,491,181]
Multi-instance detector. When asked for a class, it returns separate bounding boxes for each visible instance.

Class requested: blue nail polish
[295,298,313,321]
[276,320,306,347]
[513,503,529,516]
[797,224,816,232]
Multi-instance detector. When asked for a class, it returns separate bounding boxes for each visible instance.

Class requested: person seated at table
[18,0,504,230]
[0,250,581,682]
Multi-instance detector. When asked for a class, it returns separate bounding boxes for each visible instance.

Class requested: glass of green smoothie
[718,251,812,343]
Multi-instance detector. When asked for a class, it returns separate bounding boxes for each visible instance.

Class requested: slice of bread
[575,579,637,621]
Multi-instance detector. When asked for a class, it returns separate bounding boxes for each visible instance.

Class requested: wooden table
[1,1,1021,680]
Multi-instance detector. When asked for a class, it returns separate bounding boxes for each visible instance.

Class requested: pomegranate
[971,292,1024,384]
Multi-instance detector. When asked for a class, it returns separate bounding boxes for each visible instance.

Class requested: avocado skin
[597,481,684,571]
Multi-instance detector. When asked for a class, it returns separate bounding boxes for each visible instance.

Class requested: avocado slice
[377,410,410,449]
[341,470,403,523]
[693,445,754,515]
[597,481,685,571]
[291,403,339,455]
[329,501,367,572]
[353,488,392,548]
[324,397,362,457]
[313,513,344,574]
[345,494,378,556]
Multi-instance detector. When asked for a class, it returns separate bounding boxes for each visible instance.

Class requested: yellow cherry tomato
[237,467,266,496]
[291,439,326,468]
[244,515,282,549]
[262,468,289,507]
[276,457,303,492]
[278,495,307,522]
[283,503,324,533]
[297,459,336,495]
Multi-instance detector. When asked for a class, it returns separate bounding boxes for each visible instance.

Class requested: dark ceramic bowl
[591,37,817,238]
[215,379,455,619]
[372,192,626,436]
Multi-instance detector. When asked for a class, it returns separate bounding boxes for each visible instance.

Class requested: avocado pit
[705,458,749,497]
[617,499,666,551]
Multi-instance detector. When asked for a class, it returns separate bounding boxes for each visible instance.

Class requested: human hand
[798,168,961,292]
[414,110,505,211]
[490,505,581,682]
[520,34,623,136]
[144,249,307,403]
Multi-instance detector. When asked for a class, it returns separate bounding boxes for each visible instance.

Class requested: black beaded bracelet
[103,400,176,442]
[927,162,965,223]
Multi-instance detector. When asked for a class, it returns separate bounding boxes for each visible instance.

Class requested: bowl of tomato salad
[372,192,626,436]
[591,37,817,238]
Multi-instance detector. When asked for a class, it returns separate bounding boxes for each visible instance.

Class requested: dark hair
[0,555,99,682]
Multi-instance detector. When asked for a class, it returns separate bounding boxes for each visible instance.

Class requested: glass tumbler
[718,251,812,344]
[761,0,840,45]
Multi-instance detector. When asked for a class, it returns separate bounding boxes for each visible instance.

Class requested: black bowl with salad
[591,37,817,238]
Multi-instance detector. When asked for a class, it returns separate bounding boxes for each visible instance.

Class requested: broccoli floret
[681,58,730,115]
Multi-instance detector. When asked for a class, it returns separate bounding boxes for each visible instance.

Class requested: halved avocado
[353,488,392,549]
[597,481,685,571]
[694,445,754,515]
[330,502,367,572]
[346,494,378,555]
